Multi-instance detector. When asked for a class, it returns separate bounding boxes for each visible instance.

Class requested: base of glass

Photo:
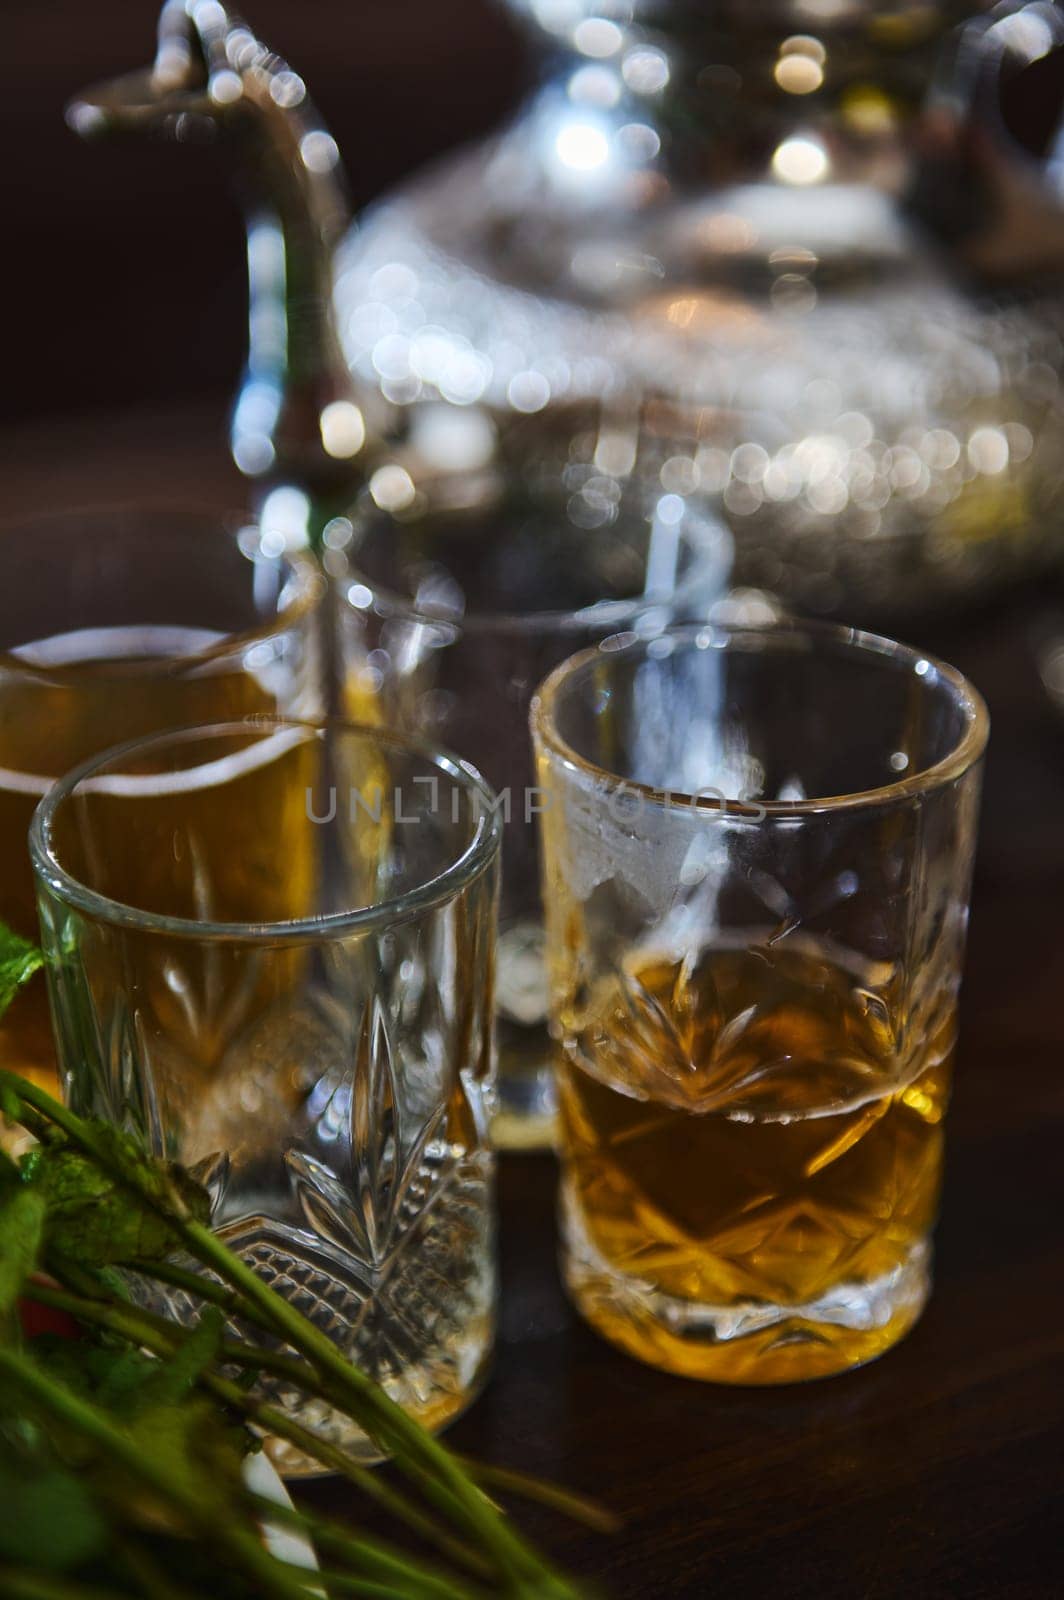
[136,1161,496,1476]
[561,1183,931,1385]
[266,1328,495,1477]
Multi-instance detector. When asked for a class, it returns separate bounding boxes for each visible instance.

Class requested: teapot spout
[68,0,372,500]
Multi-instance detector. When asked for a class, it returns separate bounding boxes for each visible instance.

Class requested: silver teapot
[72,0,1064,613]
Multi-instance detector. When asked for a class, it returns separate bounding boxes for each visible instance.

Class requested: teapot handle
[68,0,371,497]
[915,0,1064,278]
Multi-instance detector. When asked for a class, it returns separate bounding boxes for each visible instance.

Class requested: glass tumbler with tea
[331,488,731,1147]
[31,719,500,1466]
[0,507,324,1092]
[532,624,988,1383]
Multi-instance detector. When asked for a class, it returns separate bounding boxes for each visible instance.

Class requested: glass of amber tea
[31,719,501,1468]
[0,507,323,1091]
[331,488,732,1148]
[531,623,988,1383]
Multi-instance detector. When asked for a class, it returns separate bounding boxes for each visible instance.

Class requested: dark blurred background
[3,1,526,433]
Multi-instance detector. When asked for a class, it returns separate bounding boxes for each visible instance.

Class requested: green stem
[26,1279,195,1352]
[182,1216,563,1593]
[25,1279,490,1583]
[247,1498,482,1600]
[313,1581,430,1600]
[232,1399,488,1581]
[4,1074,574,1597]
[32,1277,338,1406]
[458,1462,620,1537]
[1,1096,57,1147]
[0,1349,316,1600]
[129,1256,280,1337]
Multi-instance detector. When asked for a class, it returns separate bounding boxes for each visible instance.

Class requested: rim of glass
[29,718,502,942]
[339,498,732,637]
[0,505,324,684]
[530,620,990,817]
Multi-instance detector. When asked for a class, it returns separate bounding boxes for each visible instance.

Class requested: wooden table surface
[6,411,1060,1597]
[307,592,1064,1598]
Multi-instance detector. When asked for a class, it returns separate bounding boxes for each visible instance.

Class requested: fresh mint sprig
[0,922,608,1598]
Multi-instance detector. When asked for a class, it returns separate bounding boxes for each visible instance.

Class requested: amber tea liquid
[557,942,951,1383]
[0,626,279,1092]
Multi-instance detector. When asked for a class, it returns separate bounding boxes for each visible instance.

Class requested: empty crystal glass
[31,719,501,1466]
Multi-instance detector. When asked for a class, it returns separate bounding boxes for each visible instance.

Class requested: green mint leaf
[35,1331,256,1476]
[123,1394,248,1516]
[40,1148,175,1267]
[0,1148,22,1202]
[0,1455,108,1572]
[137,1308,225,1409]
[0,923,43,1020]
[16,1150,42,1183]
[32,1136,209,1270]
[31,1338,158,1417]
[79,1121,212,1229]
[0,1187,46,1317]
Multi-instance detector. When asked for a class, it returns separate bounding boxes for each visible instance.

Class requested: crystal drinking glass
[30,719,501,1465]
[331,488,732,1146]
[532,623,988,1382]
[0,507,324,1091]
